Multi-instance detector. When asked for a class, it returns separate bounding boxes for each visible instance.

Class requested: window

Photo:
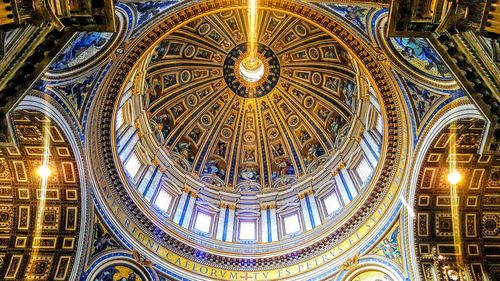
[154,189,172,213]
[116,107,124,129]
[194,212,213,233]
[124,152,141,179]
[283,213,301,235]
[376,114,383,135]
[355,157,372,185]
[239,220,256,240]
[323,192,342,215]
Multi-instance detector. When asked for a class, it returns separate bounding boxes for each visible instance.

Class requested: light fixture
[37,165,52,179]
[447,170,461,184]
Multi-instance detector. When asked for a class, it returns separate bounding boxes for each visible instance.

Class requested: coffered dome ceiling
[143,9,366,191]
[96,1,405,279]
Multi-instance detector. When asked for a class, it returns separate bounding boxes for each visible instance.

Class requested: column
[118,126,138,162]
[143,168,162,201]
[137,166,154,195]
[306,193,322,227]
[216,204,228,241]
[363,131,381,157]
[299,193,313,231]
[359,138,378,169]
[268,205,278,242]
[225,205,236,242]
[179,191,196,228]
[173,188,189,224]
[334,168,358,204]
[260,206,269,242]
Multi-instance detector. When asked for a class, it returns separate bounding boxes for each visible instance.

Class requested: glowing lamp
[447,170,461,184]
[37,165,52,178]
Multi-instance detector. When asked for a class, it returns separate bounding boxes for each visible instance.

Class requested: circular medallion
[223,43,280,98]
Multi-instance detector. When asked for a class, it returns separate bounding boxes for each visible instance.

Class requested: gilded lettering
[200,266,208,274]
[298,264,304,272]
[210,268,217,277]
[137,232,145,242]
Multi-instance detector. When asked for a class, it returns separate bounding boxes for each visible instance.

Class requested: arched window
[124,152,142,180]
[376,113,383,135]
[154,188,173,213]
[239,220,257,241]
[116,107,124,129]
[193,211,213,234]
[283,212,301,235]
[323,191,342,216]
[353,157,372,186]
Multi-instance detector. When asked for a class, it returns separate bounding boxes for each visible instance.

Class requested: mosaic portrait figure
[94,265,143,281]
[51,32,112,70]
[394,37,450,78]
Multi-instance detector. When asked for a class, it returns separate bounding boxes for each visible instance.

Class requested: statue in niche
[341,80,356,109]
[271,143,285,157]
[298,129,311,143]
[317,107,330,121]
[146,77,162,104]
[174,142,194,165]
[210,103,221,115]
[304,143,325,167]
[170,104,185,118]
[203,159,225,180]
[215,141,226,157]
[240,167,259,181]
[153,114,172,141]
[329,116,346,138]
[274,161,295,178]
[188,127,201,143]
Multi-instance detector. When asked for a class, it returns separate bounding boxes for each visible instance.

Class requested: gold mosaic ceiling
[145,9,363,190]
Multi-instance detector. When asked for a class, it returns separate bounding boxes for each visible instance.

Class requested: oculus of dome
[224,43,279,98]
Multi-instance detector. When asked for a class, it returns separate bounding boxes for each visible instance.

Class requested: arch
[404,102,485,280]
[14,94,91,281]
[339,258,405,281]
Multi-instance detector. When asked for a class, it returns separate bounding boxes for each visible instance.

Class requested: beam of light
[399,194,415,219]
[248,0,258,59]
[32,120,51,258]
[448,127,463,267]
